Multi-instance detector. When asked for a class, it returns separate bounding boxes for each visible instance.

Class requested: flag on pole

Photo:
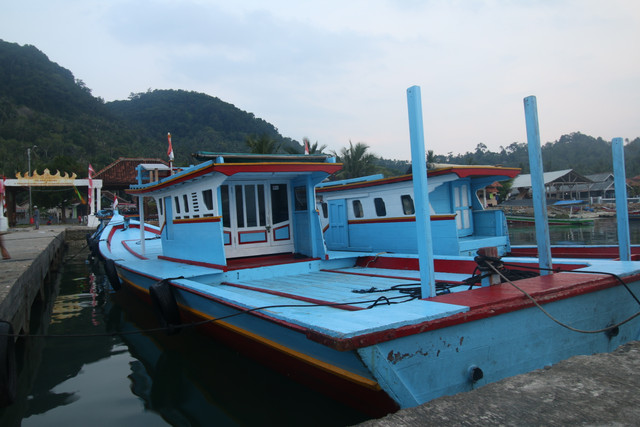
[112,194,119,210]
[88,164,95,212]
[304,137,309,155]
[167,132,174,161]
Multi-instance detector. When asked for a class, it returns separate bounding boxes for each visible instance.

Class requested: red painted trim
[272,224,290,241]
[127,162,341,194]
[238,230,267,244]
[157,255,228,271]
[222,282,365,311]
[306,271,640,351]
[316,167,519,193]
[316,175,413,193]
[121,240,149,260]
[510,246,640,260]
[224,230,232,246]
[173,216,222,224]
[348,214,454,225]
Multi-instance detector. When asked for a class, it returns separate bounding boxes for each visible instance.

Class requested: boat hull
[116,267,400,416]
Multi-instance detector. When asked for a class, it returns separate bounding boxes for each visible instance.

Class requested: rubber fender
[0,321,17,408]
[104,259,122,291]
[149,280,182,334]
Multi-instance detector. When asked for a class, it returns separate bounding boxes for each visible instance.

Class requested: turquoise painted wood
[406,86,435,298]
[523,96,552,274]
[612,137,631,261]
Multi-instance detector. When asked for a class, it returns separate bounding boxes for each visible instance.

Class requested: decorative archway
[1,169,103,227]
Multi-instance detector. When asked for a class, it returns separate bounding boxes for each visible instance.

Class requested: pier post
[406,86,436,298]
[612,137,631,261]
[523,96,552,274]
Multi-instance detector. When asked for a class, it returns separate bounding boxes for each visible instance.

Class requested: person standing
[34,206,40,230]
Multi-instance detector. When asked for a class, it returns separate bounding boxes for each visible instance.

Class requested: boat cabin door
[221,182,294,258]
[451,180,473,237]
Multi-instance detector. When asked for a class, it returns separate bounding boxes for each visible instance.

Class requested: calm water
[2,217,639,426]
[0,248,369,427]
[509,216,640,246]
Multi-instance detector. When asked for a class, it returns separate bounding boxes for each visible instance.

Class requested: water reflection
[509,217,640,246]
[0,249,370,426]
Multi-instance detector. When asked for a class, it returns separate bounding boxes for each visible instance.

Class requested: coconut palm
[246,134,282,154]
[333,141,378,179]
[285,137,328,155]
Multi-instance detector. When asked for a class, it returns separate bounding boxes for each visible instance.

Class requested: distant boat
[506,215,594,226]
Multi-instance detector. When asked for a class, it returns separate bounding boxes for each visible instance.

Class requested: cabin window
[183,194,190,213]
[271,184,289,224]
[235,185,244,227]
[352,200,364,218]
[321,202,328,218]
[221,186,230,227]
[202,189,214,211]
[174,196,181,214]
[245,185,257,227]
[401,195,415,215]
[258,185,266,225]
[294,186,307,211]
[158,198,163,215]
[374,197,386,217]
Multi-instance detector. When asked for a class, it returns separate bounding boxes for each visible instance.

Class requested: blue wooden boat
[316,165,519,256]
[97,90,640,416]
[97,154,640,415]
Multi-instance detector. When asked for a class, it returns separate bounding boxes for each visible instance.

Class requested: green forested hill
[107,89,298,165]
[0,40,297,177]
[1,39,639,184]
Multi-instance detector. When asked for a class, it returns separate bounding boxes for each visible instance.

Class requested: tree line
[2,39,639,202]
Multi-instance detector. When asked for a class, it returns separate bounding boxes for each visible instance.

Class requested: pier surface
[0,225,89,335]
[360,340,640,426]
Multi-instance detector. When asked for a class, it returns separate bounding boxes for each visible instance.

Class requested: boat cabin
[315,165,520,256]
[127,153,341,267]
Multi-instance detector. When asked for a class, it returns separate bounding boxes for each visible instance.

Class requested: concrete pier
[359,340,640,426]
[0,225,90,335]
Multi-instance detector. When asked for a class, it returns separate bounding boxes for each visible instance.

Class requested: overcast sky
[3,1,639,160]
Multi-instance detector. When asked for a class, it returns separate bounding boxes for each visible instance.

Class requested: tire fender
[149,280,182,334]
[104,259,121,291]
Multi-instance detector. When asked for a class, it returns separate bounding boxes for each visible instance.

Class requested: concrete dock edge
[358,340,640,426]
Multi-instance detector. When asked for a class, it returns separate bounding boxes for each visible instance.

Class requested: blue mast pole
[612,137,631,261]
[406,86,435,298]
[523,96,552,275]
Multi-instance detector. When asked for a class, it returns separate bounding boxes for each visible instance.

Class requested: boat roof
[317,165,520,192]
[192,151,334,163]
[127,157,342,195]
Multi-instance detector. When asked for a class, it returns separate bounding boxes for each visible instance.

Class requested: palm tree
[333,141,378,179]
[284,137,328,155]
[246,134,282,154]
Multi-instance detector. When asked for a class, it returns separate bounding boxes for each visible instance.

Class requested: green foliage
[332,141,379,180]
[246,134,282,154]
[1,39,638,190]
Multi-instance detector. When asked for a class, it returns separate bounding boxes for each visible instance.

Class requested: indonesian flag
[88,164,95,211]
[112,194,118,210]
[167,132,174,161]
[304,137,309,155]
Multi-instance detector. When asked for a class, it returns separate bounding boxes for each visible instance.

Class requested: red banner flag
[167,132,174,161]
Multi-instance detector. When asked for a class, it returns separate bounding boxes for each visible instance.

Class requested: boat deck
[106,226,640,351]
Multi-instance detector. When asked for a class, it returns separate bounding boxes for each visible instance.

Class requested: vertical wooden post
[523,96,552,274]
[407,86,436,298]
[139,195,146,255]
[612,137,631,261]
